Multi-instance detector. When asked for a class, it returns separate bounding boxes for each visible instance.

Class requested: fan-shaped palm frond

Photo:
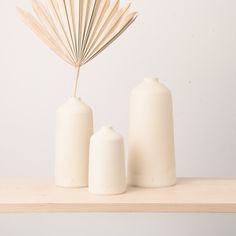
[17,0,137,97]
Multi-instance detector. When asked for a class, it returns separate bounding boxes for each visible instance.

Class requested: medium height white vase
[128,78,176,188]
[89,126,126,195]
[55,97,93,188]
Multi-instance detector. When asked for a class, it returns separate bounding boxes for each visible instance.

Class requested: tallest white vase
[55,97,93,188]
[128,78,176,188]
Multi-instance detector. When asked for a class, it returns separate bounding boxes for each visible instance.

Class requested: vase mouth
[144,78,159,83]
[101,125,113,130]
[69,96,81,101]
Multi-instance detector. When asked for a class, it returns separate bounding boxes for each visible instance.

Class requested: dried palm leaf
[17,0,138,97]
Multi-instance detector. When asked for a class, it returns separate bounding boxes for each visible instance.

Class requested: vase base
[128,173,176,188]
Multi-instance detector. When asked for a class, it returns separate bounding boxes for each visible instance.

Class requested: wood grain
[0,178,236,213]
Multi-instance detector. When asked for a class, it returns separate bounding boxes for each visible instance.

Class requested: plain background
[0,0,236,235]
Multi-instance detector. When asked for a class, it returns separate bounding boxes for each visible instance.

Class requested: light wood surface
[0,178,236,213]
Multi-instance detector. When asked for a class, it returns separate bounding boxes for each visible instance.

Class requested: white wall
[0,0,236,235]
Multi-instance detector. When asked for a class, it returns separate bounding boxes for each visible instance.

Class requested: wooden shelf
[0,177,236,213]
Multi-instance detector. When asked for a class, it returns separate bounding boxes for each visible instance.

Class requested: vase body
[55,97,93,188]
[128,78,176,188]
[89,126,126,195]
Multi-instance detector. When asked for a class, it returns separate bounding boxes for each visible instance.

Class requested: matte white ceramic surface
[89,126,126,195]
[55,97,93,187]
[128,78,176,188]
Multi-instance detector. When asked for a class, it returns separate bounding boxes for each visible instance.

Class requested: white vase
[128,78,176,188]
[55,97,93,188]
[89,126,126,195]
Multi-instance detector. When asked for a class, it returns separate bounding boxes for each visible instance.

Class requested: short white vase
[55,97,93,188]
[89,126,126,195]
[128,78,176,188]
